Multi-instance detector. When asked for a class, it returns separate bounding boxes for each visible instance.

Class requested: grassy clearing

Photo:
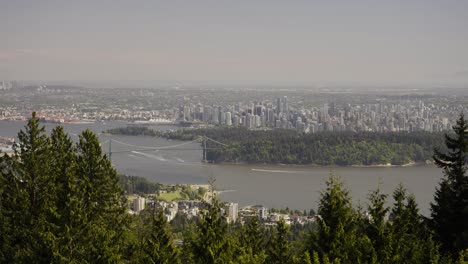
[157,191,184,202]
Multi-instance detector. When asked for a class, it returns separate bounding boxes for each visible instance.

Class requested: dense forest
[108,126,445,166]
[107,126,160,137]
[1,113,468,263]
[119,174,161,195]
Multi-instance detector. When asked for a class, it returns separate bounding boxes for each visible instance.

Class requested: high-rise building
[276,97,282,114]
[225,112,232,126]
[235,103,241,113]
[133,196,145,213]
[233,115,240,126]
[250,114,256,128]
[220,111,226,125]
[245,113,251,128]
[255,115,261,127]
[267,108,275,126]
[255,105,263,116]
[282,96,288,114]
[212,107,219,124]
[177,96,186,120]
[203,106,212,122]
[226,203,239,223]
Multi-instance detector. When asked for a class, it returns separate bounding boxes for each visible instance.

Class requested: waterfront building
[133,196,145,213]
[226,203,239,223]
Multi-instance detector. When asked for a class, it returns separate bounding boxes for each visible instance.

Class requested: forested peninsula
[107,126,445,166]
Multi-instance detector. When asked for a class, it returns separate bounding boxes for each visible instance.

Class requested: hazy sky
[1,0,468,85]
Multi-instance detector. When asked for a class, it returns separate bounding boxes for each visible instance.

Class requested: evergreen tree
[308,174,365,263]
[74,129,128,263]
[389,184,439,263]
[48,126,80,262]
[186,195,232,264]
[235,216,267,263]
[0,153,22,263]
[240,217,265,253]
[432,113,468,256]
[4,113,56,263]
[141,207,180,264]
[266,218,292,264]
[364,186,390,263]
[299,251,312,264]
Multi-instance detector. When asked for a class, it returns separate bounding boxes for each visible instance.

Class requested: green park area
[156,190,184,202]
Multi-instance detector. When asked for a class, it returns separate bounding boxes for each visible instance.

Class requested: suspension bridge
[99,136,228,162]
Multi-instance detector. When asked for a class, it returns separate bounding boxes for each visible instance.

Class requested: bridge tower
[202,136,207,163]
[108,138,112,162]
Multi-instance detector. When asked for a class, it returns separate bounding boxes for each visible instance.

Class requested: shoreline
[209,160,430,168]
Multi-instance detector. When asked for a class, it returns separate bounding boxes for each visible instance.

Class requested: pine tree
[364,186,391,263]
[0,153,21,263]
[6,113,57,263]
[0,115,130,262]
[266,218,292,264]
[48,126,82,263]
[241,217,265,253]
[389,184,439,263]
[141,207,180,264]
[300,251,312,264]
[431,113,468,256]
[187,195,232,264]
[74,129,128,263]
[235,216,267,263]
[308,174,363,263]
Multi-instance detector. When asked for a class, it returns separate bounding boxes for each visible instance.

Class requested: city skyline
[2,0,468,86]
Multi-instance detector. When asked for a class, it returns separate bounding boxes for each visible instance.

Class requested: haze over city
[1,0,468,87]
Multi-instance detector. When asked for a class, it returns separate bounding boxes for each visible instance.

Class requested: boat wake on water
[251,168,307,174]
[131,151,167,161]
[174,157,185,163]
[129,151,200,166]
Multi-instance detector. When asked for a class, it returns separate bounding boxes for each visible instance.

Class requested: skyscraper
[225,112,232,126]
[277,97,282,114]
[283,96,288,114]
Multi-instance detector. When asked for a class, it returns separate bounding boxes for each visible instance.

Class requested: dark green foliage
[185,196,233,264]
[108,126,445,165]
[0,113,128,263]
[299,251,312,264]
[171,212,198,234]
[266,218,292,264]
[0,153,26,263]
[231,216,267,263]
[364,186,391,263]
[432,114,468,257]
[388,185,440,263]
[1,112,56,263]
[306,176,440,264]
[239,217,264,253]
[139,207,180,264]
[106,126,159,137]
[119,174,161,195]
[308,175,365,263]
[72,129,128,262]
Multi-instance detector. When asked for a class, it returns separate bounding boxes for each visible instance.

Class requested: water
[0,120,443,215]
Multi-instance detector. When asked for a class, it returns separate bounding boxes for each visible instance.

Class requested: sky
[1,0,468,86]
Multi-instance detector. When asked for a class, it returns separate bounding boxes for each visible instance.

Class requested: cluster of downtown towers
[176,95,460,133]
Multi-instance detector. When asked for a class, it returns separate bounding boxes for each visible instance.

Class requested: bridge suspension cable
[203,136,228,147]
[102,135,229,162]
[109,138,199,150]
